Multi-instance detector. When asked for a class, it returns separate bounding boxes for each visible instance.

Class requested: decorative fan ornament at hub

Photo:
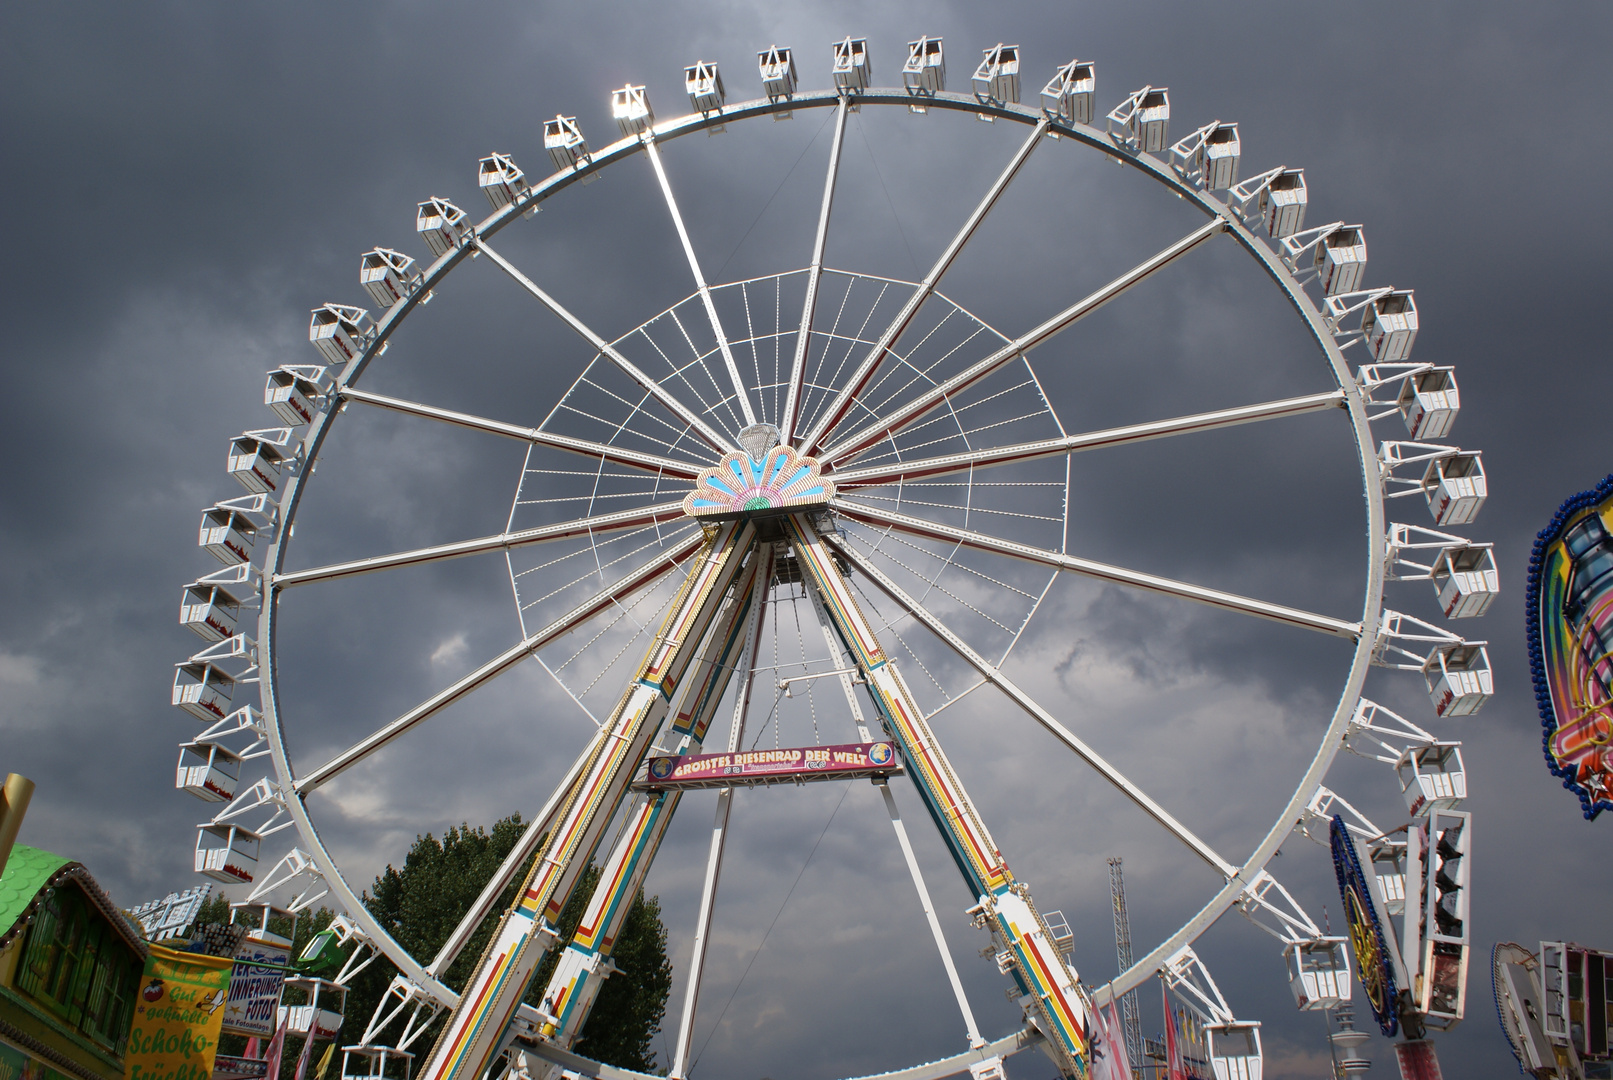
[683,438,836,519]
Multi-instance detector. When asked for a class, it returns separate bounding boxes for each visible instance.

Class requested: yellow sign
[124,944,232,1080]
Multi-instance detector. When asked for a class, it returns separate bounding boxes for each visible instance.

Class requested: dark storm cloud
[3,3,1610,1079]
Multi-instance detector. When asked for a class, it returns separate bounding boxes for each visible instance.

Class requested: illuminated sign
[683,446,834,518]
[1527,473,1613,820]
[1330,815,1399,1036]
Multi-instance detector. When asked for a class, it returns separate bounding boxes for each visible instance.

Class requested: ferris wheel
[171,34,1498,1080]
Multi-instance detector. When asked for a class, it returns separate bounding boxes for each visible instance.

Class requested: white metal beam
[669,551,772,1079]
[275,501,691,588]
[797,117,1051,455]
[780,94,850,444]
[643,138,757,428]
[426,728,605,976]
[820,219,1227,465]
[474,238,735,452]
[832,500,1361,638]
[877,781,985,1049]
[294,534,701,793]
[831,389,1344,487]
[339,387,703,479]
[830,535,1235,875]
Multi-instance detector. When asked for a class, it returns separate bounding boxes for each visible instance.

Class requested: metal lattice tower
[1109,857,1145,1071]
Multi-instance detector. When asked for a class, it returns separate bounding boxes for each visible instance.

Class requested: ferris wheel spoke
[831,389,1346,487]
[293,533,702,794]
[643,139,757,428]
[832,499,1361,639]
[780,94,850,444]
[473,237,735,452]
[275,501,690,588]
[797,116,1052,455]
[827,534,1235,875]
[819,218,1228,466]
[339,387,703,479]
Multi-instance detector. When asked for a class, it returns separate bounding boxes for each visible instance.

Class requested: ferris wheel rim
[238,82,1391,1068]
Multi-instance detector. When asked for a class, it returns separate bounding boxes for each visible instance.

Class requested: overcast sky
[3,3,1611,1079]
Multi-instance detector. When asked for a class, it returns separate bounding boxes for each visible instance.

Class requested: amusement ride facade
[171,35,1496,1079]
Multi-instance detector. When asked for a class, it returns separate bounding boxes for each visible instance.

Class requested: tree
[350,814,672,1074]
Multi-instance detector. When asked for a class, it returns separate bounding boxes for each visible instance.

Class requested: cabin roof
[0,844,148,958]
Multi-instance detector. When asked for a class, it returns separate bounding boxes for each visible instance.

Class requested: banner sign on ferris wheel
[634,742,900,791]
[1526,472,1613,820]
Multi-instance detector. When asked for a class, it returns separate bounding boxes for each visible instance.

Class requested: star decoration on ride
[683,423,836,519]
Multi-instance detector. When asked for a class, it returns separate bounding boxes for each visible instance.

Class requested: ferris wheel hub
[736,422,782,461]
[682,443,835,519]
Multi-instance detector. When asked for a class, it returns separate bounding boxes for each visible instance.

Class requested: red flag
[1089,1005,1121,1080]
[262,1014,288,1080]
[1162,983,1188,1080]
[291,1026,317,1080]
[1102,1003,1134,1080]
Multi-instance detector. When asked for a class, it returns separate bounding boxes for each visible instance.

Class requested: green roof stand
[0,843,150,1080]
[0,844,148,959]
[0,843,69,949]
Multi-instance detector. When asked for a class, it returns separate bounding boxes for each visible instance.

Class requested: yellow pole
[0,774,35,878]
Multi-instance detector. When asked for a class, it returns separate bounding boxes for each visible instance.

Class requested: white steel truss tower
[1109,857,1145,1071]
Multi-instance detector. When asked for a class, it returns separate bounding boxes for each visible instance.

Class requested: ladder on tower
[1109,856,1145,1074]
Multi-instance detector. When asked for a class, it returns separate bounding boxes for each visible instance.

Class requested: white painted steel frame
[416,521,755,1080]
[642,138,758,428]
[276,500,690,588]
[536,544,773,1069]
[780,93,850,444]
[830,389,1345,487]
[877,781,985,1049]
[245,84,1387,1075]
[474,238,735,453]
[794,114,1052,456]
[339,387,704,480]
[832,498,1361,638]
[832,535,1235,875]
[293,529,702,794]
[818,216,1227,466]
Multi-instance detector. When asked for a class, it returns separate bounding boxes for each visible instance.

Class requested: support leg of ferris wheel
[783,512,1092,1078]
[802,564,983,1049]
[414,520,757,1080]
[530,546,774,1070]
[668,545,774,1080]
[877,781,986,1052]
[426,729,607,981]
